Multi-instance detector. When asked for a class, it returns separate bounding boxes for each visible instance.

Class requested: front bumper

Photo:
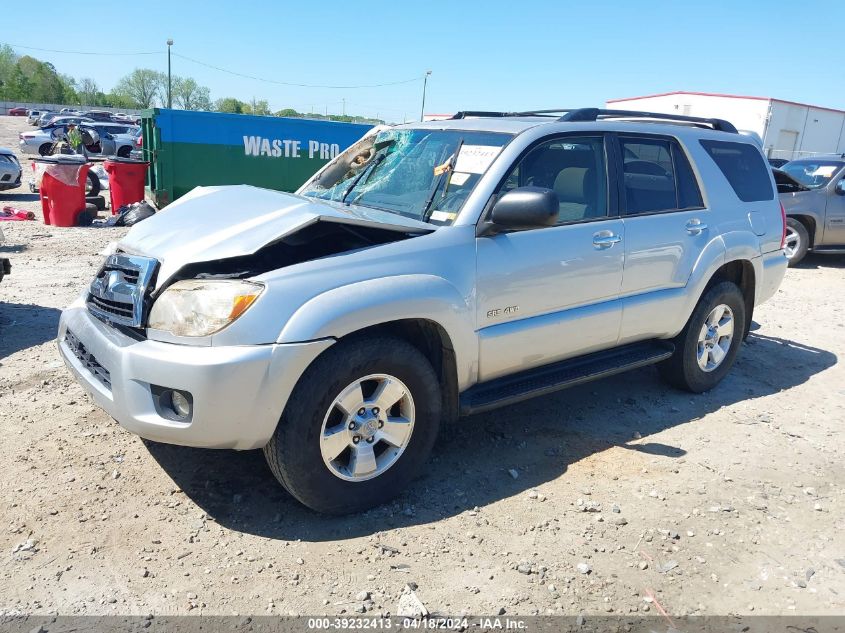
[58,300,333,450]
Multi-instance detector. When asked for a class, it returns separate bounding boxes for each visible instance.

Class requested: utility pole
[166,39,174,109]
[342,98,346,117]
[420,70,432,122]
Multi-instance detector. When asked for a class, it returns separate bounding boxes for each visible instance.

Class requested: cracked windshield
[302,129,511,224]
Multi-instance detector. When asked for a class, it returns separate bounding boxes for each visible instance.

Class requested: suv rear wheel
[264,336,441,514]
[658,281,746,393]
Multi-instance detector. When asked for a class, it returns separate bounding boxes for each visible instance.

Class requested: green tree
[214,97,245,114]
[276,108,302,118]
[249,99,271,116]
[172,76,212,111]
[77,77,101,106]
[114,69,165,108]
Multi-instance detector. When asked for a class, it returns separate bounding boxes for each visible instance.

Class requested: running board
[811,246,845,254]
[460,340,674,415]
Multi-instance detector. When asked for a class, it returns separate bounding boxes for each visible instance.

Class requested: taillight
[136,135,143,147]
[780,202,787,249]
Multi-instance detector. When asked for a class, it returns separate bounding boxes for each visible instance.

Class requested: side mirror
[836,179,845,196]
[488,186,559,232]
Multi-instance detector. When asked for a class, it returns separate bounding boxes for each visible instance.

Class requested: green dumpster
[139,109,374,207]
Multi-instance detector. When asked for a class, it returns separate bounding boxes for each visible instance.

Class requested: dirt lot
[1,114,844,619]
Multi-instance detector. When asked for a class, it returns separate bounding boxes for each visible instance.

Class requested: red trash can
[35,156,91,227]
[104,157,149,214]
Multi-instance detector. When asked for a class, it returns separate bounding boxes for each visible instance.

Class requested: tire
[117,145,131,158]
[86,171,101,197]
[85,195,106,210]
[264,336,441,514]
[784,218,809,267]
[38,143,52,156]
[658,281,746,393]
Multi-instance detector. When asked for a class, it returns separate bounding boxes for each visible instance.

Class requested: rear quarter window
[699,139,773,202]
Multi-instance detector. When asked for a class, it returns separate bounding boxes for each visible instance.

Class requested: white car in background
[27,110,48,125]
[0,147,22,191]
[19,122,138,157]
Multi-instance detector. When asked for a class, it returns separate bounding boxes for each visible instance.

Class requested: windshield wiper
[341,151,387,204]
[421,138,463,223]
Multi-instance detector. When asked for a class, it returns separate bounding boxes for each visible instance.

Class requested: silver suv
[58,108,788,514]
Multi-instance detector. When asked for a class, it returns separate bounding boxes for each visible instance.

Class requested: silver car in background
[19,122,138,157]
[0,147,22,191]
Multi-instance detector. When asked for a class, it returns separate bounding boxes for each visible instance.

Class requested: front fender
[278,275,478,390]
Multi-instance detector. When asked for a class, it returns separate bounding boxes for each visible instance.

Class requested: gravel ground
[1,115,844,618]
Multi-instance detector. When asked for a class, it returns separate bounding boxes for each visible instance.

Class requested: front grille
[87,294,135,319]
[86,254,157,328]
[65,329,111,390]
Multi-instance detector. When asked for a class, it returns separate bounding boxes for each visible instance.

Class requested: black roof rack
[451,109,574,119]
[450,108,737,133]
[558,108,738,133]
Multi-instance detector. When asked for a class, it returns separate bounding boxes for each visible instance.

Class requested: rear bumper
[756,249,788,306]
[58,300,333,450]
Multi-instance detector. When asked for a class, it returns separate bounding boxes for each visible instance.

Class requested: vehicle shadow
[146,332,836,541]
[0,302,61,360]
[794,253,845,269]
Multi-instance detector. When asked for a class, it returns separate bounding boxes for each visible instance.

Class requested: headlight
[148,280,264,337]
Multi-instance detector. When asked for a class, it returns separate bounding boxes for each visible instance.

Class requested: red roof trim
[607,91,845,115]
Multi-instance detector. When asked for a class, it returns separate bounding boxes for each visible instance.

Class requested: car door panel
[615,135,707,344]
[476,219,624,381]
[824,177,845,244]
[474,133,624,383]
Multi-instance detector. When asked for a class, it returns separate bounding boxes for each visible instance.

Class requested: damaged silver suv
[58,108,788,514]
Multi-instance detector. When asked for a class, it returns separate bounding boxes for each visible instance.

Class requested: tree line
[0,44,383,123]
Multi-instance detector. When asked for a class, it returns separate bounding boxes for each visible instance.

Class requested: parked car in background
[27,110,48,125]
[8,107,27,116]
[129,127,143,160]
[20,122,137,158]
[777,155,845,265]
[0,147,22,191]
[58,108,788,513]
[81,110,117,122]
[768,157,789,168]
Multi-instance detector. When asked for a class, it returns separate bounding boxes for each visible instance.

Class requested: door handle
[593,230,621,249]
[686,218,708,235]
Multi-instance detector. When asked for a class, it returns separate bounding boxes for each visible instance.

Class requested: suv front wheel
[264,335,441,514]
[658,281,746,393]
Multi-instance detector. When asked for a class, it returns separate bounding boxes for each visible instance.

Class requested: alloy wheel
[696,304,734,372]
[319,374,415,482]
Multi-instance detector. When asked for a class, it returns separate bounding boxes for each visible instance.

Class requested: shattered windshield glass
[301,128,512,225]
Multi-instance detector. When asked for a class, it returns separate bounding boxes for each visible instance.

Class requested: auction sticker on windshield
[455,145,503,174]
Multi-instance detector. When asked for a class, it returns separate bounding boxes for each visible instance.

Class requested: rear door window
[619,137,704,214]
[699,139,773,202]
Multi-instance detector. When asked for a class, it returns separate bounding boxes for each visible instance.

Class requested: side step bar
[460,340,675,415]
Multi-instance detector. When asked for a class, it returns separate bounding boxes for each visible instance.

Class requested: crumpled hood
[119,185,433,287]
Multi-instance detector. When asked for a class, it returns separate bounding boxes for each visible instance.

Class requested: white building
[606,91,845,161]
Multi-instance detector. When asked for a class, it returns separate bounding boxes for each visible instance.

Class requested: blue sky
[2,0,843,122]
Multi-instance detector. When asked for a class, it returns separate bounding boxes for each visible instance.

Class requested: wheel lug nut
[366,437,374,443]
[357,407,366,416]
[352,436,360,444]
[348,422,356,430]
[378,420,384,428]
[372,407,380,415]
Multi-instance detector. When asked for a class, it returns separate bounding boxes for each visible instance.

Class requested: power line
[4,43,161,56]
[171,52,423,89]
